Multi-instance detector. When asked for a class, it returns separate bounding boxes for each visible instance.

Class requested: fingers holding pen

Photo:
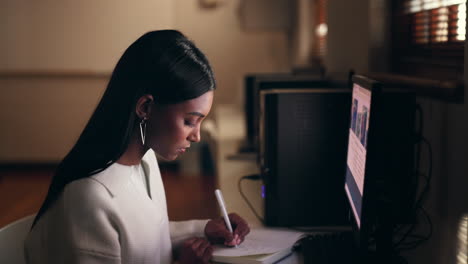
[205,215,250,246]
[229,213,250,244]
[224,233,239,247]
[205,218,234,244]
[212,189,250,246]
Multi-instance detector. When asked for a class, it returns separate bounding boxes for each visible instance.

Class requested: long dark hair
[32,30,216,227]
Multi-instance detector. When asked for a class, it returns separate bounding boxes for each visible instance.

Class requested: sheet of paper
[212,228,305,257]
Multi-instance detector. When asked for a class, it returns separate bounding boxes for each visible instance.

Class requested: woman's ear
[135,94,154,119]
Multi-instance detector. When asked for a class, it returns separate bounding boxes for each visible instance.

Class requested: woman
[24,30,250,264]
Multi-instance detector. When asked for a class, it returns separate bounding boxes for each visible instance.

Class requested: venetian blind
[392,0,466,79]
[404,0,466,44]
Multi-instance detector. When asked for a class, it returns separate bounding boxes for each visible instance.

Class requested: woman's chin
[155,152,178,162]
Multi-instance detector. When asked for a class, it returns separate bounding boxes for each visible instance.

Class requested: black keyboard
[301,232,357,264]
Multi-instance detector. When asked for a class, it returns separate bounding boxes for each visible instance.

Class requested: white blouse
[24,150,209,264]
[129,163,150,198]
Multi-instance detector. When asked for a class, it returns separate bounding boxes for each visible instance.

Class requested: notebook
[211,228,305,264]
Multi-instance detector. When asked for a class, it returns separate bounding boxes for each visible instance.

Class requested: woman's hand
[178,237,213,264]
[205,213,250,246]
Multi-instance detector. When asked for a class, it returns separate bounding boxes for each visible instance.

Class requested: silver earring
[140,118,147,145]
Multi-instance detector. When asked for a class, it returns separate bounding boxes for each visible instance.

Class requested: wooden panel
[0,73,109,162]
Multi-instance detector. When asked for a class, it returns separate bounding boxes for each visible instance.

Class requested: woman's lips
[177,148,187,154]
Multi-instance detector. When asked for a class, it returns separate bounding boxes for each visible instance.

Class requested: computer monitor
[344,76,374,231]
[344,76,376,252]
[344,75,417,256]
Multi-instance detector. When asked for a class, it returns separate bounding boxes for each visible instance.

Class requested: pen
[214,189,237,248]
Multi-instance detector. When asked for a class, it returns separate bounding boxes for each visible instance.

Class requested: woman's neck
[117,132,148,166]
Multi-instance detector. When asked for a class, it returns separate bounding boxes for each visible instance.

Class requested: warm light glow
[405,0,466,13]
[435,7,449,42]
[457,3,466,40]
[456,214,467,264]
[407,0,466,43]
[316,23,328,37]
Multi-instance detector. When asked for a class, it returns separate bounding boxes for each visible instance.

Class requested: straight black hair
[32,30,216,227]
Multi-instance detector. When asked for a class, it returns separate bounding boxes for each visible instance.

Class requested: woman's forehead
[162,91,213,116]
[180,91,213,114]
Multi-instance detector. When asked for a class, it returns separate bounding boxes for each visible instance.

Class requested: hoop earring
[140,118,147,145]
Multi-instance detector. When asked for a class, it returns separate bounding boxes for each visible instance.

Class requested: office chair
[0,214,35,264]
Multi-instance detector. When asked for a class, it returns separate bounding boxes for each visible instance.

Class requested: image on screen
[344,83,372,228]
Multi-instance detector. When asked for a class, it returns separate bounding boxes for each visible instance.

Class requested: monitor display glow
[344,83,372,229]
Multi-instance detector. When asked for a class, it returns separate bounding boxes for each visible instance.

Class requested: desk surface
[213,105,303,264]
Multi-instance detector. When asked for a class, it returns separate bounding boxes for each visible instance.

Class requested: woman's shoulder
[62,177,114,209]
[71,161,138,201]
[62,151,158,204]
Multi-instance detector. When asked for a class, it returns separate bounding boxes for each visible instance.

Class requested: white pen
[214,189,237,248]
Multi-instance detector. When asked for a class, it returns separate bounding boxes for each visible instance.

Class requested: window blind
[403,0,466,44]
[391,0,465,79]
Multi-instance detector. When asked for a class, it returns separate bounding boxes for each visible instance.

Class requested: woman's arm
[169,219,209,248]
[169,213,250,248]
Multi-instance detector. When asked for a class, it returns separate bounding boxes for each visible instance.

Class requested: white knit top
[24,150,209,264]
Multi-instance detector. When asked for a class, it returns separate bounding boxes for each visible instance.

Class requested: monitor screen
[344,82,372,229]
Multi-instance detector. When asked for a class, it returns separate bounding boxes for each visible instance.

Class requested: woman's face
[147,91,214,161]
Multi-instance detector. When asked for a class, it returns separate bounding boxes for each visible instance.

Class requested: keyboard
[301,232,357,264]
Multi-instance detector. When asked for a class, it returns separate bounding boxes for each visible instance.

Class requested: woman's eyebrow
[187,112,205,118]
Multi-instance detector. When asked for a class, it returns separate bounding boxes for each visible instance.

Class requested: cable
[414,105,423,174]
[394,136,433,251]
[238,175,264,223]
[403,210,432,249]
[392,104,424,240]
[397,206,433,251]
[413,104,424,206]
[394,205,432,250]
[415,106,432,206]
[415,137,432,207]
[392,104,432,252]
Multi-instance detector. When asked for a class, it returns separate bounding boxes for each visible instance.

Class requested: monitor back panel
[243,73,327,152]
[261,89,352,227]
[365,90,417,224]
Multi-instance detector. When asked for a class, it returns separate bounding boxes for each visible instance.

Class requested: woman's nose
[188,128,201,143]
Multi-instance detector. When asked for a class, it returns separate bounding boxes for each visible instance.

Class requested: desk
[213,105,303,264]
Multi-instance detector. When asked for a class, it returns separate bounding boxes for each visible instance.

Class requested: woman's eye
[184,120,196,127]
